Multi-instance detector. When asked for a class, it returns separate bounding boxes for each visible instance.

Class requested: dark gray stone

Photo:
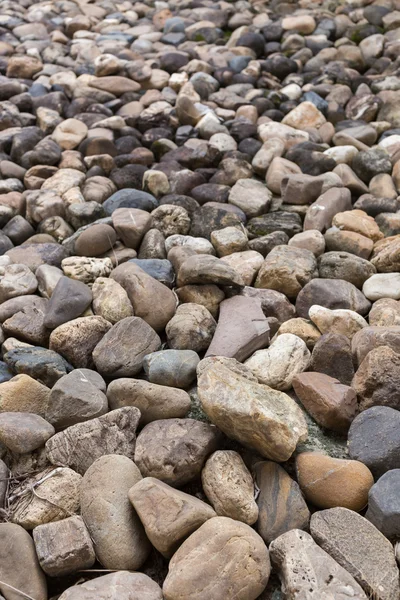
[44,276,92,330]
[103,189,157,214]
[366,470,400,540]
[3,346,73,387]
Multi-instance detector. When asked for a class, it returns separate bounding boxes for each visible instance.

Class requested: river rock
[91,277,134,323]
[143,349,199,388]
[309,305,368,338]
[166,303,216,352]
[0,412,54,454]
[366,470,400,540]
[44,276,92,329]
[0,374,50,416]
[58,572,163,600]
[351,326,400,367]
[296,279,371,318]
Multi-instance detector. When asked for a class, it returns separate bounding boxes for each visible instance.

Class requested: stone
[296,279,371,318]
[371,236,400,273]
[143,349,199,388]
[201,450,258,525]
[205,296,270,362]
[220,250,263,287]
[33,515,95,577]
[255,245,318,299]
[111,262,176,332]
[255,461,310,545]
[245,333,311,391]
[228,179,272,218]
[0,459,7,509]
[348,407,400,478]
[197,358,308,461]
[0,374,50,416]
[44,276,92,329]
[134,418,220,486]
[304,188,352,232]
[129,477,216,557]
[269,529,368,600]
[166,303,216,352]
[288,230,326,257]
[163,517,270,600]
[318,251,376,289]
[333,209,383,242]
[282,101,326,129]
[309,305,368,339]
[0,264,37,303]
[363,273,400,301]
[324,228,374,260]
[293,372,357,433]
[366,470,400,540]
[369,299,400,327]
[177,254,244,288]
[92,277,133,324]
[0,412,54,454]
[49,316,111,369]
[0,523,47,600]
[93,317,161,378]
[46,407,140,475]
[75,224,117,257]
[296,453,374,511]
[52,119,88,150]
[81,454,150,570]
[107,379,190,425]
[11,467,81,530]
[351,326,400,367]
[352,346,400,412]
[276,318,321,350]
[177,284,224,318]
[62,256,113,285]
[45,369,108,430]
[58,572,163,600]
[112,207,152,249]
[3,347,72,388]
[310,508,400,600]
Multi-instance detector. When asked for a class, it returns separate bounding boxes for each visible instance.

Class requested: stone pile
[1,0,400,597]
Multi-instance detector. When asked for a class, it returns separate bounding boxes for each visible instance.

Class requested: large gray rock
[0,412,54,454]
[366,469,400,540]
[44,276,92,329]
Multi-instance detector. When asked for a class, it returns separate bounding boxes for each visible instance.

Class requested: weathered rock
[163,517,270,600]
[49,316,111,369]
[0,374,50,416]
[91,277,133,324]
[309,305,368,339]
[351,326,400,367]
[296,279,371,318]
[3,347,72,388]
[276,318,321,349]
[143,349,199,388]
[201,450,258,525]
[0,412,54,454]
[177,254,244,287]
[129,477,216,557]
[352,346,400,412]
[81,454,150,570]
[58,572,163,600]
[44,276,92,329]
[318,251,376,289]
[166,303,216,352]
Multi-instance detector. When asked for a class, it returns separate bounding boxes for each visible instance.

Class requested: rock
[371,236,400,272]
[197,358,308,461]
[92,277,134,324]
[276,318,321,349]
[348,407,400,478]
[310,508,400,600]
[0,374,50,416]
[112,208,152,249]
[352,346,400,412]
[163,517,270,600]
[309,305,368,338]
[62,256,113,285]
[296,452,373,511]
[134,418,220,486]
[288,230,326,257]
[255,461,310,545]
[166,303,216,352]
[201,450,258,525]
[111,262,176,332]
[33,515,95,577]
[45,369,108,430]
[269,529,368,600]
[205,296,270,362]
[0,264,37,303]
[293,372,357,433]
[304,188,352,232]
[282,101,326,129]
[318,251,376,289]
[363,273,400,301]
[0,412,54,454]
[0,523,47,600]
[228,179,272,218]
[177,254,244,288]
[245,333,311,391]
[177,284,224,318]
[58,572,163,600]
[107,378,190,424]
[366,470,400,540]
[46,407,140,475]
[81,454,150,570]
[351,326,400,367]
[0,460,7,509]
[49,316,111,369]
[52,119,88,150]
[75,224,117,257]
[296,279,371,318]
[129,477,216,557]
[93,317,161,378]
[143,349,199,388]
[3,347,72,388]
[10,467,81,530]
[44,276,92,329]
[220,250,263,287]
[369,299,400,327]
[255,245,318,299]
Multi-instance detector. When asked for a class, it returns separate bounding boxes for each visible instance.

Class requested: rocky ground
[1,0,400,598]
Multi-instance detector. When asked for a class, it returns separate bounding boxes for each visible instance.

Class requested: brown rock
[369,298,400,326]
[176,284,225,318]
[276,317,321,349]
[166,303,216,352]
[304,188,352,232]
[49,316,111,369]
[75,224,117,257]
[0,374,50,417]
[112,208,152,249]
[351,326,400,367]
[58,572,163,600]
[0,412,54,454]
[311,333,355,385]
[325,228,374,259]
[177,254,244,287]
[371,235,400,272]
[293,372,357,433]
[333,209,383,242]
[255,461,310,545]
[296,279,371,319]
[128,477,216,558]
[297,453,374,511]
[91,277,134,324]
[352,346,400,412]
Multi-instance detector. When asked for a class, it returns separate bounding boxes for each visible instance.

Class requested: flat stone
[134,418,220,486]
[81,454,150,570]
[255,461,310,545]
[58,572,163,600]
[201,450,258,525]
[0,412,54,454]
[177,254,244,287]
[310,508,400,600]
[270,529,368,600]
[197,358,308,462]
[46,407,140,475]
[129,477,216,558]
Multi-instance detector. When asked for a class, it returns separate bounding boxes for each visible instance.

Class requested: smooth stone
[0,374,50,416]
[46,407,140,475]
[92,277,133,324]
[6,244,68,273]
[310,508,400,600]
[197,358,308,462]
[163,517,270,600]
[107,378,190,425]
[255,461,310,545]
[176,284,224,318]
[351,326,400,367]
[112,208,152,250]
[366,470,400,540]
[143,350,199,388]
[177,254,244,288]
[75,224,117,257]
[363,273,400,300]
[0,412,54,454]
[304,187,352,232]
[129,477,216,558]
[166,303,216,352]
[288,230,326,257]
[81,454,150,570]
[318,251,376,289]
[296,279,371,318]
[296,453,374,511]
[201,450,258,525]
[228,178,272,218]
[58,572,162,600]
[275,318,321,350]
[293,372,357,433]
[44,276,92,329]
[134,418,220,487]
[3,347,72,388]
[309,305,368,339]
[93,317,161,378]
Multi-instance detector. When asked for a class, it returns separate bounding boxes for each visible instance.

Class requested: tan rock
[332,209,383,242]
[352,345,400,412]
[201,450,258,525]
[58,572,163,600]
[49,316,111,369]
[220,250,263,286]
[296,453,374,511]
[176,284,224,318]
[0,374,50,417]
[92,277,134,324]
[309,305,368,338]
[275,317,321,349]
[52,119,88,150]
[282,101,326,130]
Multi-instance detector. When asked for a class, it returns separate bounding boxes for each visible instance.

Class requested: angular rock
[3,347,72,388]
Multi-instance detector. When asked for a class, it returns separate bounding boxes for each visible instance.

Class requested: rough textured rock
[352,345,400,412]
[366,469,400,540]
[296,279,371,318]
[58,572,163,600]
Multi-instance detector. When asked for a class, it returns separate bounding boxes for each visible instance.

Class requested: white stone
[280,83,302,100]
[228,179,272,218]
[308,305,368,338]
[209,133,237,153]
[165,235,215,255]
[324,145,359,164]
[362,273,400,301]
